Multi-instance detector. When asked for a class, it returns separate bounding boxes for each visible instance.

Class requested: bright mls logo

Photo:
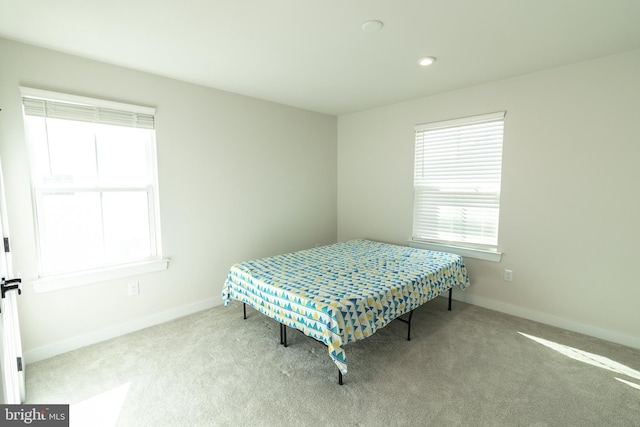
[1,405,69,426]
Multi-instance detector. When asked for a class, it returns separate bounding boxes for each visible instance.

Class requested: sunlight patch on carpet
[615,378,640,390]
[70,382,131,427]
[518,332,640,387]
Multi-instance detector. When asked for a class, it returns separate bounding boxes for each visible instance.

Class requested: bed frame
[222,239,469,385]
[240,287,453,384]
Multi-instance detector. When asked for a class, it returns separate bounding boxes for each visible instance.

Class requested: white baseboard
[24,297,219,364]
[450,293,640,350]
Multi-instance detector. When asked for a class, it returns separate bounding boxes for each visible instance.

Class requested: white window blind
[21,98,155,129]
[20,87,163,278]
[413,112,505,249]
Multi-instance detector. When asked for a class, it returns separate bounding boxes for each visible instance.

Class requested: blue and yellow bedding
[222,239,470,375]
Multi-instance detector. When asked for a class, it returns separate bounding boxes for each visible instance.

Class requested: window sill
[407,240,502,262]
[32,258,169,293]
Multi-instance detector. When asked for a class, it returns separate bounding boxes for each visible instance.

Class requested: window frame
[410,112,505,262]
[20,87,168,292]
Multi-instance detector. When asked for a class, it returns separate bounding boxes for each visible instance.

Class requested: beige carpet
[25,297,640,426]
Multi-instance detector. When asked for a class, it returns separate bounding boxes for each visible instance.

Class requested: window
[21,88,166,286]
[412,112,504,258]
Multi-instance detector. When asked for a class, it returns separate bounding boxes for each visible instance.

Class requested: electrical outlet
[128,281,139,296]
[503,269,513,282]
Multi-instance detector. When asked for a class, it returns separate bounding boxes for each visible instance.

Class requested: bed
[222,239,470,383]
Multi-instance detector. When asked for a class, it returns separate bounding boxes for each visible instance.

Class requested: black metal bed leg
[243,303,247,319]
[448,288,452,311]
[338,370,343,385]
[396,310,415,341]
[279,323,288,347]
[283,324,287,347]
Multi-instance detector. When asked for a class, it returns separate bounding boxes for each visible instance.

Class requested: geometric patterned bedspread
[222,239,470,375]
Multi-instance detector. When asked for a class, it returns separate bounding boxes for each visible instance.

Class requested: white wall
[2,35,637,364]
[338,49,640,349]
[0,38,337,361]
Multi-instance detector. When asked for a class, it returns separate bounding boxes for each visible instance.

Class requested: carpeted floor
[25,297,640,426]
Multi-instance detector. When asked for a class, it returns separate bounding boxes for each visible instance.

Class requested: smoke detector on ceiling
[361,20,384,32]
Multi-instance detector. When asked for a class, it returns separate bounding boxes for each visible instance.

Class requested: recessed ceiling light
[361,20,384,32]
[418,57,436,67]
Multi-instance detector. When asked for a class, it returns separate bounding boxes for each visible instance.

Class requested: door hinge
[17,357,22,372]
[3,237,9,252]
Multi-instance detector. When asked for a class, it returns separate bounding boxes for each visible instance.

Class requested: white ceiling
[2,0,640,116]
